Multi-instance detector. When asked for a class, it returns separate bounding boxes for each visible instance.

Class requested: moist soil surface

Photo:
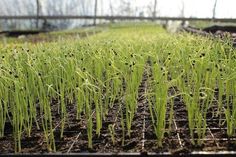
[182,25,236,47]
[0,30,101,44]
[0,64,236,154]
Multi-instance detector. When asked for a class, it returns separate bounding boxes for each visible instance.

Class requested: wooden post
[212,0,218,21]
[93,0,98,26]
[36,0,40,29]
[109,0,114,23]
[153,0,157,20]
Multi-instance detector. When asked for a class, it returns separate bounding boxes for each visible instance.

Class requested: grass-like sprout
[147,60,168,147]
[0,24,235,152]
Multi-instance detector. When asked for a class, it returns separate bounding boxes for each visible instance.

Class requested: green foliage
[0,24,235,152]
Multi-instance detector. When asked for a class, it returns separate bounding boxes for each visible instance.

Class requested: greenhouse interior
[0,0,236,156]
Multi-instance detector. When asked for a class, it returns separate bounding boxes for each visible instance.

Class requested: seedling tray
[0,76,236,155]
[1,24,236,156]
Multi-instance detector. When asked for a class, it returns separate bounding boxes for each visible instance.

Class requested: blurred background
[0,0,235,30]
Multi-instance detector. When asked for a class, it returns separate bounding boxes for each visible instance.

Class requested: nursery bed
[0,24,236,156]
[0,64,236,155]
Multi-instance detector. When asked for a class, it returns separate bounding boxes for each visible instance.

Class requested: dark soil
[182,25,236,47]
[0,30,101,44]
[1,30,46,37]
[0,64,236,154]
